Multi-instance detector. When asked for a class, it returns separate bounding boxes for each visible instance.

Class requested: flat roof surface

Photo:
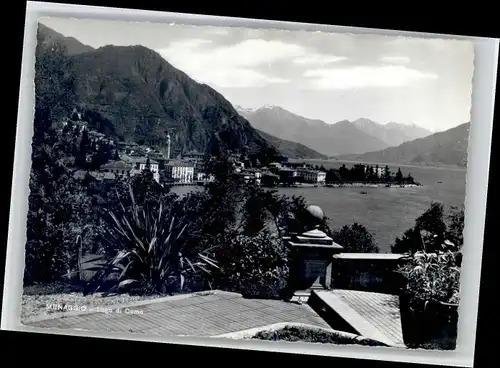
[333,253,404,260]
[24,291,330,337]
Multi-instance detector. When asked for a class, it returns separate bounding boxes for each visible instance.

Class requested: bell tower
[165,132,171,160]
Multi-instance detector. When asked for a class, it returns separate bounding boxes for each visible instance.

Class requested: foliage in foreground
[252,326,385,346]
[392,202,464,254]
[331,223,379,253]
[397,245,461,306]
[218,231,290,299]
[83,185,218,295]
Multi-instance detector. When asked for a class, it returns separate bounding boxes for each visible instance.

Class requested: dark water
[171,161,467,253]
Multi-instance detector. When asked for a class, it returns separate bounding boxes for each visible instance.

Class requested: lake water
[171,161,467,253]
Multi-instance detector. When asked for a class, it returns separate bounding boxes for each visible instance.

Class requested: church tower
[165,133,171,160]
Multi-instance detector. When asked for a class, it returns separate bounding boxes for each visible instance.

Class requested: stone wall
[330,253,407,295]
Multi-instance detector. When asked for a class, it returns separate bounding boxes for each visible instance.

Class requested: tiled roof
[122,155,158,164]
[165,160,195,167]
[101,160,132,170]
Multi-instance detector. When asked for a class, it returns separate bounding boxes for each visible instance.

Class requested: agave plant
[84,185,218,295]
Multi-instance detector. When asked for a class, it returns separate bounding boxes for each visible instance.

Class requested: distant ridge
[352,118,432,147]
[236,105,388,156]
[236,105,433,156]
[336,122,470,168]
[255,129,328,160]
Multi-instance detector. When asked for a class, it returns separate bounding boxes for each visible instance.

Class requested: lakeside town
[65,115,420,190]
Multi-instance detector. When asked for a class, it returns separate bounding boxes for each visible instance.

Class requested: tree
[446,205,465,248]
[405,172,415,184]
[384,165,391,182]
[25,32,79,284]
[391,202,450,254]
[76,129,90,168]
[395,168,403,184]
[339,164,349,181]
[326,169,341,183]
[331,223,379,253]
[145,157,151,170]
[130,169,168,211]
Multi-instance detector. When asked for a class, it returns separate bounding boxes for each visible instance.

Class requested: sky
[39,17,475,132]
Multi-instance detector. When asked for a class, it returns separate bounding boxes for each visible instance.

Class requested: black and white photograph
[1,2,498,366]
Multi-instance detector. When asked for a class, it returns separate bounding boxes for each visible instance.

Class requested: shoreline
[276,183,421,189]
[294,158,467,172]
[169,183,422,189]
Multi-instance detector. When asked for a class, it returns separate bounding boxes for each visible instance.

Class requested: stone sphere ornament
[305,205,325,229]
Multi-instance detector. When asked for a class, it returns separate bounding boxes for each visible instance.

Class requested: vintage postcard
[2,2,498,367]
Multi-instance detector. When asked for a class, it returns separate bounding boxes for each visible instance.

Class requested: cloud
[379,56,411,64]
[293,54,347,66]
[157,38,345,88]
[206,27,230,36]
[303,65,438,90]
[158,39,302,88]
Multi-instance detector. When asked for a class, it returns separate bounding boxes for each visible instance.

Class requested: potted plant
[397,240,461,350]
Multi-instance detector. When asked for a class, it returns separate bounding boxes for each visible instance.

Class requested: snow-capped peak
[234,105,257,114]
[261,104,280,110]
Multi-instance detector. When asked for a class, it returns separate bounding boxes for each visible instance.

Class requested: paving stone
[329,290,404,347]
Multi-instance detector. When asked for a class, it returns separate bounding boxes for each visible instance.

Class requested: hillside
[236,105,390,156]
[352,118,432,147]
[38,23,95,55]
[336,122,470,167]
[35,24,285,163]
[255,129,327,159]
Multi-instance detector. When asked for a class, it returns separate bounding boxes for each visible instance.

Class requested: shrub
[253,326,384,346]
[222,231,289,299]
[397,243,461,307]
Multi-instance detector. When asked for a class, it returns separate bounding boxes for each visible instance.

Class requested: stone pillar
[283,205,343,302]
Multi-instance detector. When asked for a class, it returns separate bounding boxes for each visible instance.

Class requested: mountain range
[38,23,329,161]
[235,105,433,157]
[37,23,468,167]
[38,24,285,163]
[336,122,470,167]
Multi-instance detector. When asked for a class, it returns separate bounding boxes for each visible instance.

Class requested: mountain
[352,118,432,147]
[336,122,470,167]
[236,105,389,156]
[36,24,284,162]
[38,23,95,55]
[255,129,327,159]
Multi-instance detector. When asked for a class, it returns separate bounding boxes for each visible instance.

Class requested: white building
[165,160,195,183]
[300,170,327,184]
[125,156,160,183]
[237,169,262,185]
[196,172,215,182]
[364,166,387,178]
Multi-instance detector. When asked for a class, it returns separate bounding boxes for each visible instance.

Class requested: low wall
[330,253,407,294]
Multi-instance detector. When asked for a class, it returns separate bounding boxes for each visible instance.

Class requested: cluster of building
[365,165,388,178]
[97,135,212,186]
[63,111,326,187]
[267,162,327,185]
